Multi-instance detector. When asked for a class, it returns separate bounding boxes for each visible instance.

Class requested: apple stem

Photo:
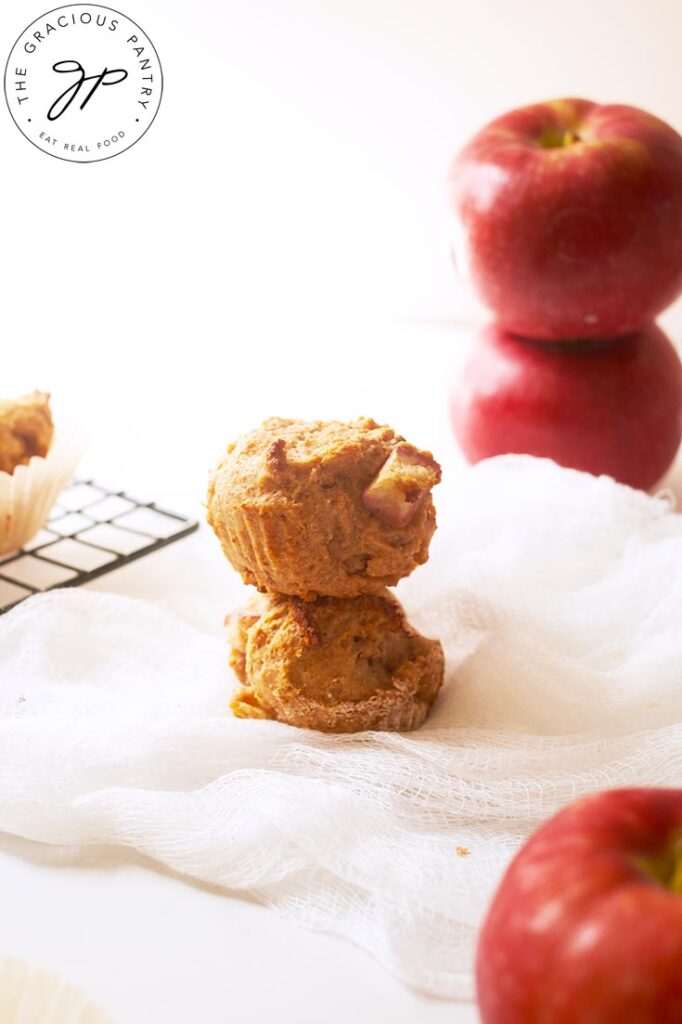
[538,128,581,149]
[634,835,682,893]
[668,841,682,894]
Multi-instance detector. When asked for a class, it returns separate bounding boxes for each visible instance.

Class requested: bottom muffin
[227,591,444,733]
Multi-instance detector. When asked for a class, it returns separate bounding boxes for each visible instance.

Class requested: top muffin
[0,391,53,475]
[207,417,441,599]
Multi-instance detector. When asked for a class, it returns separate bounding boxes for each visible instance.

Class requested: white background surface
[4,0,682,505]
[3,0,682,1020]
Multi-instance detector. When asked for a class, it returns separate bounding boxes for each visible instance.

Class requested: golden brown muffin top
[0,391,54,475]
[218,416,441,528]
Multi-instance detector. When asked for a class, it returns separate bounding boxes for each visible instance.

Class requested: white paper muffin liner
[0,957,111,1024]
[0,420,85,556]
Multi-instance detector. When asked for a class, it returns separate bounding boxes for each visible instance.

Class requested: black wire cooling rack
[0,480,199,615]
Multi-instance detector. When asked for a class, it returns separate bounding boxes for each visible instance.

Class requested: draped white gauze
[2,456,681,1000]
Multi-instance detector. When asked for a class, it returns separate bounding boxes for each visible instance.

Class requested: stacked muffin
[207,417,444,733]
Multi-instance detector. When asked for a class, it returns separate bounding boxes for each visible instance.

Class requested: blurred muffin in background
[0,391,54,474]
[0,391,83,555]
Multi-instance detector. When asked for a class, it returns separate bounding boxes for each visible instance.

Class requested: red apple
[477,788,682,1023]
[449,99,682,340]
[450,323,682,490]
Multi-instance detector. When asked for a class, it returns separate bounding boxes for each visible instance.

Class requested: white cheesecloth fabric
[2,456,682,1001]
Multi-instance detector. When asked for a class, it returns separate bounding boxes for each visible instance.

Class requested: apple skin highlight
[450,322,682,491]
[476,788,682,1024]
[449,99,682,341]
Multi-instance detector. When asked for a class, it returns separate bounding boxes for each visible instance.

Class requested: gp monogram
[4,4,163,163]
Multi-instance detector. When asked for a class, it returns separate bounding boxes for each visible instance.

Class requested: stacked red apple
[448,99,682,490]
